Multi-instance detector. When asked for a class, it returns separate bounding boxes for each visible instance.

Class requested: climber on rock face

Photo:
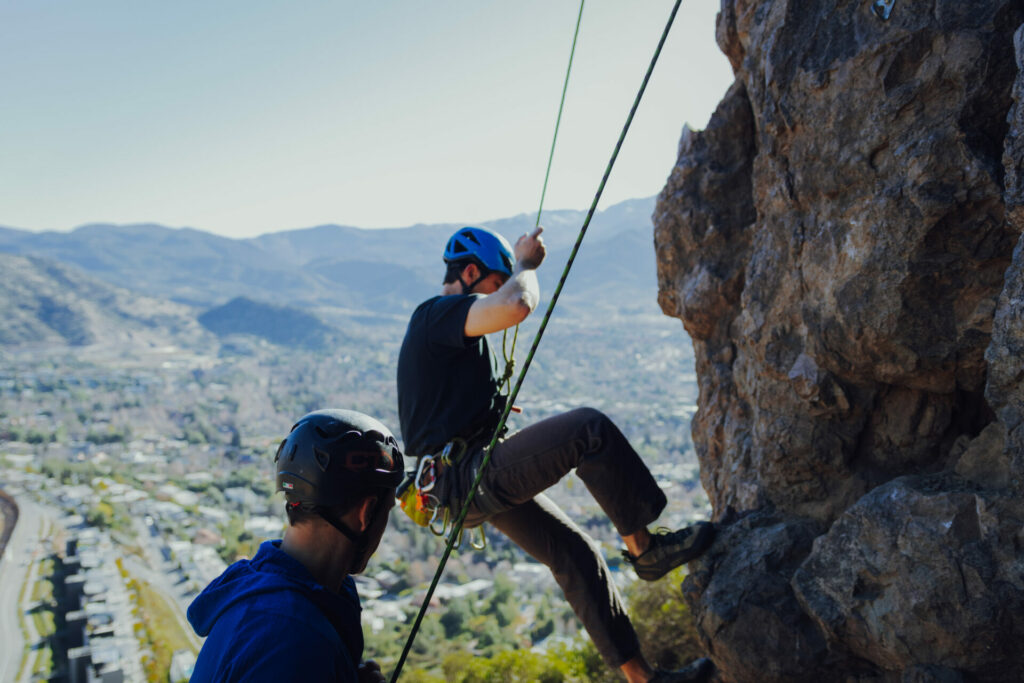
[396,225,717,683]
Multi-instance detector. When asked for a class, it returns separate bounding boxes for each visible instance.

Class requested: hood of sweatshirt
[187,539,363,663]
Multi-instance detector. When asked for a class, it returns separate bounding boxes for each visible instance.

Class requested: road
[0,495,47,683]
[1,494,202,682]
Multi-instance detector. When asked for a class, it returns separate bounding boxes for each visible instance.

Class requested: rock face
[655,2,1024,680]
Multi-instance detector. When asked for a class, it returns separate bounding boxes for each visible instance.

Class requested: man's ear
[461,262,480,286]
[356,496,378,532]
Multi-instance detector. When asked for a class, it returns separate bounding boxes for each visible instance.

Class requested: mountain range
[0,196,662,347]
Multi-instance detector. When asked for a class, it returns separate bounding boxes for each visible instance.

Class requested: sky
[1,1,734,239]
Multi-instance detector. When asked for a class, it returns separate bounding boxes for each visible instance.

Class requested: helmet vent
[314,447,330,472]
[451,242,467,254]
[461,230,480,245]
[287,443,297,461]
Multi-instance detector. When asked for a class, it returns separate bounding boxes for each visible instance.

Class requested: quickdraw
[396,456,440,528]
[397,441,487,550]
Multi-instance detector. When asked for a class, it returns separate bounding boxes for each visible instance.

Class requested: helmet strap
[459,263,490,294]
[314,505,369,573]
[314,498,389,575]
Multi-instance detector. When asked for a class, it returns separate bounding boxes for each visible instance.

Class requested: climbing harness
[397,439,488,548]
[391,0,684,678]
[871,0,895,20]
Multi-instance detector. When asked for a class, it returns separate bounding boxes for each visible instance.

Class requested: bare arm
[464,226,547,337]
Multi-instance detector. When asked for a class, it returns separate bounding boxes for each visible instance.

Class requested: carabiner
[429,505,449,537]
[470,526,487,551]
[415,455,437,493]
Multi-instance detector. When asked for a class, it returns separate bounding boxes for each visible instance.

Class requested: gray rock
[985,231,1024,492]
[952,422,1009,490]
[1004,24,1024,234]
[901,665,964,683]
[656,0,1023,522]
[680,510,843,682]
[792,476,1024,680]
[655,0,1024,678]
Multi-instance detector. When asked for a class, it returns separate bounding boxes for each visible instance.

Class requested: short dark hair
[285,499,363,527]
[285,504,319,527]
[443,259,473,285]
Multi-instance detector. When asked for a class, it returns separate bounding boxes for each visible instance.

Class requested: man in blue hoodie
[187,409,405,682]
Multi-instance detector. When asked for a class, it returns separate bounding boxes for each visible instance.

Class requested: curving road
[0,493,37,683]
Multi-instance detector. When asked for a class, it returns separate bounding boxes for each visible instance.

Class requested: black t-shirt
[397,294,503,457]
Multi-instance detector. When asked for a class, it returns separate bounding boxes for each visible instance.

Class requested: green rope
[389,1,683,679]
[535,0,585,229]
[498,324,518,396]
[503,0,583,399]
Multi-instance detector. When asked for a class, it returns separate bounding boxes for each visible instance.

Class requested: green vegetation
[16,542,34,682]
[31,557,55,602]
[85,499,132,533]
[25,556,58,679]
[31,634,53,677]
[85,424,131,444]
[126,568,198,683]
[40,458,106,485]
[217,513,259,563]
[381,565,704,682]
[625,565,704,671]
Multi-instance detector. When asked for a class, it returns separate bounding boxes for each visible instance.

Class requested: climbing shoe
[622,522,716,581]
[650,657,714,682]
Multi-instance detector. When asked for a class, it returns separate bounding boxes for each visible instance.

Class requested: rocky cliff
[654,2,1024,680]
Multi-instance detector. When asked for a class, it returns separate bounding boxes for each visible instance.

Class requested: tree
[623,565,703,671]
[440,598,472,638]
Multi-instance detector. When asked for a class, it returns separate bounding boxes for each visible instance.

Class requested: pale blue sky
[1,1,733,238]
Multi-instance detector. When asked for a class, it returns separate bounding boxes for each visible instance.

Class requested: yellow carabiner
[470,525,487,551]
[429,505,449,537]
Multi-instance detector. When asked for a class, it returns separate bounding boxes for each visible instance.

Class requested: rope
[535,0,585,229]
[500,0,583,398]
[389,1,683,679]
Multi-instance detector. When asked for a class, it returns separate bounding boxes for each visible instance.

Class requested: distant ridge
[198,297,337,350]
[0,197,658,317]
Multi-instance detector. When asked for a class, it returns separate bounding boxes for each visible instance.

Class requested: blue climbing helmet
[443,226,515,278]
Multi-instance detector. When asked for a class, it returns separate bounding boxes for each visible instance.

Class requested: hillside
[0,252,207,348]
[198,297,339,350]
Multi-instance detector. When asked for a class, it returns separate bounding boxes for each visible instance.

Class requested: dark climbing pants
[437,407,668,668]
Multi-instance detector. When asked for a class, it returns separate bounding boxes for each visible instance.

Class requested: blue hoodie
[187,540,363,682]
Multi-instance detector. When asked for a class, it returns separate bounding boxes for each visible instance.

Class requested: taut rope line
[390,1,684,679]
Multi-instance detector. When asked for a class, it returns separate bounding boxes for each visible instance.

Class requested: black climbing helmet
[274,409,404,510]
